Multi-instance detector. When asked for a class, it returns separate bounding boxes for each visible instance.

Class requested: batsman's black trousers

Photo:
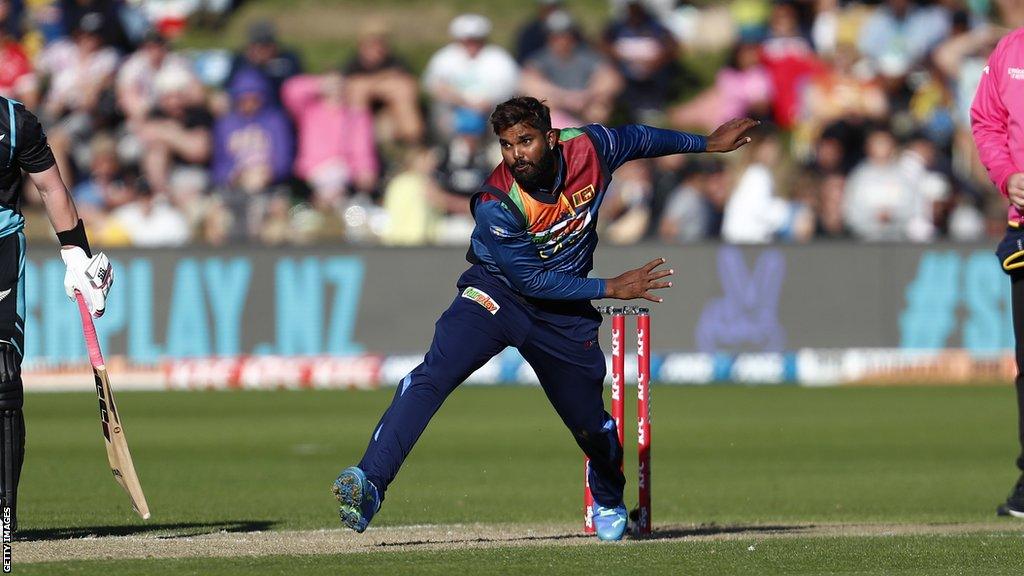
[0,231,25,356]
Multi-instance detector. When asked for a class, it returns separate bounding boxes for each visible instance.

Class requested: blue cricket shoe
[592,503,629,541]
[332,466,381,533]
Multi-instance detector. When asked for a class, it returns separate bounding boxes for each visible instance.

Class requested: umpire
[972,27,1024,517]
[0,96,113,531]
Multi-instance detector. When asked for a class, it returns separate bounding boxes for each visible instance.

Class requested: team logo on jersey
[462,287,500,315]
[570,185,595,209]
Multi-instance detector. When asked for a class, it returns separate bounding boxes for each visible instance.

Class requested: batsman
[0,96,113,532]
[333,97,757,540]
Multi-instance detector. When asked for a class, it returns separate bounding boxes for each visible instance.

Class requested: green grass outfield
[14,385,1024,574]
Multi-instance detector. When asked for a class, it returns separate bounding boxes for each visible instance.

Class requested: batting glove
[61,247,113,317]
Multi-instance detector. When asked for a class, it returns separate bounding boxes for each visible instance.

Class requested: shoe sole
[338,504,364,531]
[332,472,363,507]
[332,471,368,532]
[1009,508,1024,519]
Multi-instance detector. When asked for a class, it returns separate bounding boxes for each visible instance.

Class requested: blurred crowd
[2,0,1020,246]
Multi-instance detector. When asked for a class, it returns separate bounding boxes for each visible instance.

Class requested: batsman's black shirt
[0,96,57,238]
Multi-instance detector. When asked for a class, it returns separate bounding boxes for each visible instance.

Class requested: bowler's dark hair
[490,97,552,135]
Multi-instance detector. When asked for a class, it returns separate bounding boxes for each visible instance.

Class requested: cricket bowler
[333,97,757,540]
[0,96,113,532]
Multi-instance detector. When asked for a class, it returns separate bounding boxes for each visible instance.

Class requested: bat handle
[75,291,105,368]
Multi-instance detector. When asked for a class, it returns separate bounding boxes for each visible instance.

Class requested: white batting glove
[61,247,113,317]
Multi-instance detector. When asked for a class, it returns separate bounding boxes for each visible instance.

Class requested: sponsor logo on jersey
[531,210,592,259]
[461,287,500,314]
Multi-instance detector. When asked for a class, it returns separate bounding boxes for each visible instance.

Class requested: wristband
[56,219,92,258]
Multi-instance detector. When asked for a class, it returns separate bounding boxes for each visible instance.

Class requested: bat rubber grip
[75,291,105,367]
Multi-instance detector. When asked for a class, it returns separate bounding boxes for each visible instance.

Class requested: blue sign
[899,250,1012,352]
[24,256,366,363]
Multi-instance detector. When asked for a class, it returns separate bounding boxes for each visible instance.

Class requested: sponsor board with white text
[20,349,1014,392]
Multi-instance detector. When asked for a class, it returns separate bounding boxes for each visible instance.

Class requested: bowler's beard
[511,148,557,192]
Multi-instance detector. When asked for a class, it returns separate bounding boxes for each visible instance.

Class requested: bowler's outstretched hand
[605,258,674,303]
[706,118,761,153]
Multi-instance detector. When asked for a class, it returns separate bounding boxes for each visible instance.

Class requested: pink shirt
[282,75,377,183]
[714,67,772,126]
[971,28,1024,226]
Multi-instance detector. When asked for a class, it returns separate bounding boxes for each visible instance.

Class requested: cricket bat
[75,292,151,520]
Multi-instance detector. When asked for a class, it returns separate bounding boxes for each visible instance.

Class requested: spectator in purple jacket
[211,66,294,193]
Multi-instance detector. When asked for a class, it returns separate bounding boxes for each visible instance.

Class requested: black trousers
[0,231,24,525]
[1011,273,1024,471]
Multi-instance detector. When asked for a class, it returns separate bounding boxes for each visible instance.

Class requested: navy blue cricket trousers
[358,265,626,507]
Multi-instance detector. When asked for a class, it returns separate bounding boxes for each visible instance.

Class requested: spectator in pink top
[970,26,1024,519]
[670,41,772,132]
[282,71,379,209]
